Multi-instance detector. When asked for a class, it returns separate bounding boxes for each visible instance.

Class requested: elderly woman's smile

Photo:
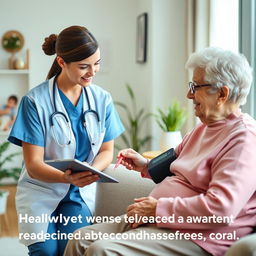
[187,68,217,124]
[187,67,240,125]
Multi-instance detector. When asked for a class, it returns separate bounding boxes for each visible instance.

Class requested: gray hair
[185,47,253,105]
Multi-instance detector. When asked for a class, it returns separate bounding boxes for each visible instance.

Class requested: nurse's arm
[91,140,114,171]
[22,142,98,186]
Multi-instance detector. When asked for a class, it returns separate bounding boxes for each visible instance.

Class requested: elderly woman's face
[187,67,220,125]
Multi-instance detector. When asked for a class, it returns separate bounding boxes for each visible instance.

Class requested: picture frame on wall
[136,13,148,63]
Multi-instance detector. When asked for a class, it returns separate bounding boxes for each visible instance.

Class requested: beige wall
[0,0,188,151]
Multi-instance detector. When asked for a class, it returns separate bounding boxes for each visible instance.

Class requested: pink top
[144,112,256,256]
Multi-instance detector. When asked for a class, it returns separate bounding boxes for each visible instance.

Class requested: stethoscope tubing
[50,76,100,147]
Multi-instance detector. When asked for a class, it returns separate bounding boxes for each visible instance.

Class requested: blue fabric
[103,101,125,142]
[58,89,90,161]
[8,96,45,147]
[8,84,124,254]
[28,185,92,256]
[8,87,125,158]
[26,91,92,255]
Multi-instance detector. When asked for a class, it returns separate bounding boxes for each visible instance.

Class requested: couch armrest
[95,164,155,217]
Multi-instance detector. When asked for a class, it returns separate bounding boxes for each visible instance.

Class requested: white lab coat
[16,77,109,246]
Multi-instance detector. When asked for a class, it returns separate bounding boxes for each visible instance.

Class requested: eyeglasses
[188,82,213,94]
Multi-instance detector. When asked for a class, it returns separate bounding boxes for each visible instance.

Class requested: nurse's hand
[64,170,99,187]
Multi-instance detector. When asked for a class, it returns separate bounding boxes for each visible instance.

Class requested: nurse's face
[61,48,101,87]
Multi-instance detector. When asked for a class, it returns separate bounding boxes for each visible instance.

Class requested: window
[210,0,239,52]
[239,0,256,117]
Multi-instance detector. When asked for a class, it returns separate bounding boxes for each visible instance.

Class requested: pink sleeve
[156,130,256,229]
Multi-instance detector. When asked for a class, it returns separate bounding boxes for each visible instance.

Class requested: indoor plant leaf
[0,141,22,195]
[155,100,187,132]
[114,85,151,153]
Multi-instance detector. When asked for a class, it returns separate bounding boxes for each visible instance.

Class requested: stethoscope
[50,76,100,147]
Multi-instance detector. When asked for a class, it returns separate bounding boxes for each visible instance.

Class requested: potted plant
[1,30,24,69]
[155,100,187,151]
[114,84,151,153]
[0,141,21,214]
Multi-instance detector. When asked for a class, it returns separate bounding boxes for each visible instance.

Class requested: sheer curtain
[210,0,238,52]
[186,0,211,132]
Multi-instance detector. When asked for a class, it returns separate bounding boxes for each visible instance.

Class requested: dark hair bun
[42,34,58,55]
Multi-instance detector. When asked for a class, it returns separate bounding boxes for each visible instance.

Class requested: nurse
[8,25,124,256]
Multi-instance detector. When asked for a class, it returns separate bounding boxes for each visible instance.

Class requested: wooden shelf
[0,69,29,74]
[0,185,19,237]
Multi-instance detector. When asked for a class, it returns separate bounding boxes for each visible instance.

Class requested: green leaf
[126,84,135,100]
[136,109,144,121]
[114,84,152,153]
[155,100,187,132]
[114,101,133,121]
[139,135,152,147]
[0,141,22,184]
[0,142,10,156]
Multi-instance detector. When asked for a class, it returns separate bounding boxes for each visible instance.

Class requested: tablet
[45,159,118,183]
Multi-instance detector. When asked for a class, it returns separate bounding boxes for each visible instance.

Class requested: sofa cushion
[95,164,155,217]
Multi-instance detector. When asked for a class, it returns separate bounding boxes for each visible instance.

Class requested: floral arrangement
[2,32,21,50]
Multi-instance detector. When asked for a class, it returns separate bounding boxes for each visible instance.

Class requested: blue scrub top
[58,88,90,161]
[9,87,124,162]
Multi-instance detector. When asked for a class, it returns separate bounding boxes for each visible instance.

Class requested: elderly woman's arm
[155,130,256,230]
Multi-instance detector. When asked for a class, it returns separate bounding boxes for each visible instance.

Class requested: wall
[0,0,188,153]
[0,0,139,89]
[150,0,187,149]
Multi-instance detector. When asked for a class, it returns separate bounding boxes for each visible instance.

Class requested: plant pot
[159,131,182,151]
[0,190,9,214]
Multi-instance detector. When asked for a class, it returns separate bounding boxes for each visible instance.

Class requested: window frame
[239,0,256,117]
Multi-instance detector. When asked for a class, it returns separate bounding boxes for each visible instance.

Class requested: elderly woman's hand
[118,148,148,172]
[126,196,158,228]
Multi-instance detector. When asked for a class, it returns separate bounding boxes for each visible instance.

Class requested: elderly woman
[64,47,256,256]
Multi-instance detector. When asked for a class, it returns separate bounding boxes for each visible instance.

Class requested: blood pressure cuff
[148,148,176,184]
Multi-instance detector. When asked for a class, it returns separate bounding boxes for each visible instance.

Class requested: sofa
[95,164,155,217]
[95,164,255,256]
